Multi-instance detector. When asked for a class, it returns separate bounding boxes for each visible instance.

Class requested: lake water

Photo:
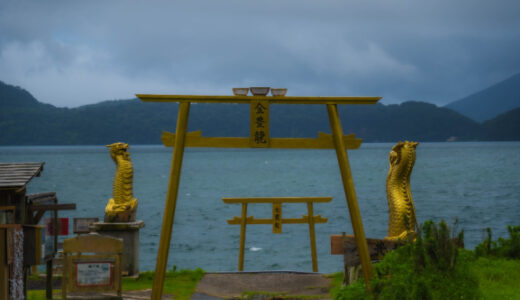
[0,142,519,273]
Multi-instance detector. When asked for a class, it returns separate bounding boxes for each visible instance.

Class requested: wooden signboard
[73,218,99,234]
[75,261,113,287]
[46,217,69,236]
[62,234,122,299]
[331,234,402,266]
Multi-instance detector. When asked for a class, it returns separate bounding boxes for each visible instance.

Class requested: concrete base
[90,221,145,277]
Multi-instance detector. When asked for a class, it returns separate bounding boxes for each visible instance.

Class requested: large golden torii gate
[136,92,381,299]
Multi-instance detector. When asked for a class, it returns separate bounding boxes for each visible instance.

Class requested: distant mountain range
[445,73,520,122]
[0,80,519,145]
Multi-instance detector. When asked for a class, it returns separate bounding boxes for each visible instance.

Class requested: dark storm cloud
[1,0,519,107]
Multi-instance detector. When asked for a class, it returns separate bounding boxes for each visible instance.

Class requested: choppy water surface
[1,142,518,273]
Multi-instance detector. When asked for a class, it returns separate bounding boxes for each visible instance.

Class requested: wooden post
[46,259,53,300]
[238,203,248,271]
[327,104,374,286]
[307,202,318,272]
[52,210,58,299]
[152,103,191,300]
[0,229,7,300]
[61,251,67,300]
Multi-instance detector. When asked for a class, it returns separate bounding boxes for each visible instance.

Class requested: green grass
[472,257,520,299]
[331,222,520,300]
[27,290,53,300]
[329,272,368,300]
[26,260,520,300]
[27,268,204,300]
[330,257,520,300]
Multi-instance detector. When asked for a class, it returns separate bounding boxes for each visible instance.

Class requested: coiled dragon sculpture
[385,141,419,241]
[105,142,138,222]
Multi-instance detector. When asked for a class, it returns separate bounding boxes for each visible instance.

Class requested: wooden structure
[62,234,123,299]
[330,234,401,263]
[224,196,331,272]
[29,192,76,299]
[0,163,76,300]
[0,163,45,224]
[136,92,381,299]
[1,162,45,300]
[331,234,402,284]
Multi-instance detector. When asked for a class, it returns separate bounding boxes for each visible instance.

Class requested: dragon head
[106,142,130,161]
[389,141,419,166]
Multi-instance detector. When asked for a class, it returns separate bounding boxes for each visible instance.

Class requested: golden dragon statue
[105,142,138,222]
[385,141,419,241]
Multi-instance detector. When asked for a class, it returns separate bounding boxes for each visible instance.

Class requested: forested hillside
[482,107,520,141]
[1,81,518,145]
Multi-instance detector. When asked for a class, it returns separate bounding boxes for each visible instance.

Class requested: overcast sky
[1,1,519,108]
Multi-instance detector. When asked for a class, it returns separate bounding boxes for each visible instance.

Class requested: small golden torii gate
[223,196,332,272]
[136,92,381,299]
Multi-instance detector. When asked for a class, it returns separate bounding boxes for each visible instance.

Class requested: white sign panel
[76,262,112,287]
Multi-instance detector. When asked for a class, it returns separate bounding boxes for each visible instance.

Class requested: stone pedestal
[90,221,145,277]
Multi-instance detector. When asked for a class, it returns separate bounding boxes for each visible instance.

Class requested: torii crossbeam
[136,92,381,299]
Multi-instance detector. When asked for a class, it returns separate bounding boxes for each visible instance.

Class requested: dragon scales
[105,142,138,222]
[385,141,418,241]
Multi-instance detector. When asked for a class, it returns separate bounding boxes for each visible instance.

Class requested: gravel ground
[194,272,333,299]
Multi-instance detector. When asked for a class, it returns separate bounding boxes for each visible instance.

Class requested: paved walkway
[194,272,333,299]
[118,290,221,300]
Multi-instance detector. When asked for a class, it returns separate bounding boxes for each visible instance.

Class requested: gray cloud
[1,0,519,107]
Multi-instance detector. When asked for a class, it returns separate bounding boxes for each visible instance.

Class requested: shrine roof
[0,162,44,190]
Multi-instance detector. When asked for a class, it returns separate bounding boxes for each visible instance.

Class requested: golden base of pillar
[104,209,136,222]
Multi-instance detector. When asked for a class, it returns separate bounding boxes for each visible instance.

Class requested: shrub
[475,225,520,259]
[333,220,479,300]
